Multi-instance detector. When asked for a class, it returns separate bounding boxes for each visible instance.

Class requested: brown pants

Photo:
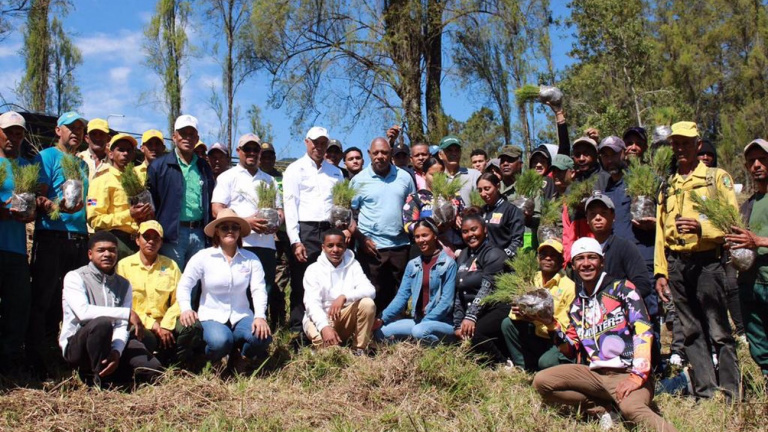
[304,298,376,350]
[533,364,677,432]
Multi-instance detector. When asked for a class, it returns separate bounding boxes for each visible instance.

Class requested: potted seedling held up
[483,250,555,322]
[10,162,40,219]
[690,189,756,271]
[537,198,563,243]
[255,182,280,231]
[511,169,543,215]
[329,179,357,230]
[59,154,84,211]
[430,172,463,226]
[515,84,564,109]
[120,162,155,212]
[625,146,672,220]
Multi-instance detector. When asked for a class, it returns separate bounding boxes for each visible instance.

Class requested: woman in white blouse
[177,208,272,366]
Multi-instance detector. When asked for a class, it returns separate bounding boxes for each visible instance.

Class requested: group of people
[1,101,766,432]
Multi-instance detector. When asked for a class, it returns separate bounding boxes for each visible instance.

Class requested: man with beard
[623,127,649,161]
[78,118,112,181]
[136,129,166,185]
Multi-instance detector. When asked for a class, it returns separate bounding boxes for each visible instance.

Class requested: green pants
[140,321,204,367]
[501,317,570,371]
[740,282,768,375]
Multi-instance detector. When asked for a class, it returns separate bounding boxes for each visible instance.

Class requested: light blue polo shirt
[351,164,415,249]
[0,157,30,255]
[34,147,89,234]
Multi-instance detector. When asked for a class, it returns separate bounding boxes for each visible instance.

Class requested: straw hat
[204,208,251,237]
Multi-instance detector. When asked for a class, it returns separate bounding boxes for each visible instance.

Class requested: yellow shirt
[86,166,138,234]
[654,161,738,278]
[135,161,148,186]
[509,271,576,339]
[117,253,181,330]
[77,149,110,181]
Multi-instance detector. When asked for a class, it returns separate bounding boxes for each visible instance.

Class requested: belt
[668,248,721,262]
[36,229,88,242]
[299,221,331,229]
[179,220,204,229]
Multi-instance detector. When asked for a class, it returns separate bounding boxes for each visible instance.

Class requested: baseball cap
[87,118,109,134]
[109,133,138,149]
[538,239,564,255]
[328,139,343,151]
[57,111,86,127]
[238,133,261,148]
[499,145,523,159]
[585,191,615,211]
[571,237,604,258]
[174,114,198,131]
[530,144,552,161]
[439,135,462,150]
[744,138,768,156]
[195,140,206,150]
[138,220,164,237]
[598,136,626,153]
[393,143,410,155]
[306,126,329,141]
[669,121,699,138]
[550,154,574,171]
[572,136,598,150]
[0,111,26,130]
[208,142,229,156]
[484,158,500,172]
[141,129,164,146]
[623,127,648,145]
[261,142,276,153]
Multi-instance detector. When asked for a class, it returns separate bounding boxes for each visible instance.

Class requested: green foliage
[430,172,463,201]
[483,250,539,304]
[651,146,674,178]
[690,189,743,233]
[48,16,82,115]
[11,161,39,194]
[59,153,82,181]
[564,176,597,211]
[415,345,486,401]
[0,162,7,187]
[540,198,562,226]
[17,0,50,112]
[119,163,146,197]
[48,198,61,221]
[625,157,659,197]
[331,180,357,208]
[514,84,541,104]
[447,108,505,167]
[514,169,543,199]
[256,181,278,209]
[469,189,485,208]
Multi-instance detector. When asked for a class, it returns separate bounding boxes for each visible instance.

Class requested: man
[27,111,90,375]
[147,115,215,270]
[343,147,364,179]
[654,121,740,400]
[116,220,203,365]
[78,118,111,181]
[0,111,27,160]
[534,237,676,432]
[194,140,208,161]
[260,142,289,328]
[212,133,282,320]
[498,145,523,199]
[351,137,415,311]
[60,231,162,386]
[410,142,431,190]
[549,154,574,198]
[393,143,410,169]
[302,229,376,354]
[136,129,166,185]
[207,142,230,179]
[283,126,344,332]
[500,239,574,371]
[87,134,154,258]
[0,122,35,373]
[438,135,480,207]
[470,149,489,172]
[528,144,558,176]
[572,136,607,183]
[325,139,349,178]
[623,127,648,161]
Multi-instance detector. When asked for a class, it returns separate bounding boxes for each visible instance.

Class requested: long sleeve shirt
[116,253,182,330]
[86,166,138,234]
[453,241,507,327]
[483,197,525,258]
[509,271,576,339]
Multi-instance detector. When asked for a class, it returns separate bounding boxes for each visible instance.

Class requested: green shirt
[750,193,768,283]
[177,150,203,222]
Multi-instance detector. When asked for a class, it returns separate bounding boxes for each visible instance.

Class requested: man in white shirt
[212,133,282,323]
[283,126,345,332]
[303,229,376,353]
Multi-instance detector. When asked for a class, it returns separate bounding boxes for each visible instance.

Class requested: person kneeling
[501,239,574,371]
[533,238,676,432]
[59,231,163,387]
[303,229,376,355]
[375,219,456,345]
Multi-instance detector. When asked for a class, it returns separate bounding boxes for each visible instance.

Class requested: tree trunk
[225,0,235,154]
[27,0,51,113]
[424,0,445,143]
[164,1,182,134]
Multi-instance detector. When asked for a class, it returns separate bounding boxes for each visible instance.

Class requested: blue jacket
[147,151,214,244]
[381,250,456,325]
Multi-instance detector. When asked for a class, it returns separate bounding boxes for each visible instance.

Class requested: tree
[246,104,274,143]
[446,107,505,166]
[48,16,81,115]
[17,0,50,112]
[0,0,30,41]
[144,0,191,134]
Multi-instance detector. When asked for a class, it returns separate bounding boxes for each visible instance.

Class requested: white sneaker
[669,353,683,367]
[599,411,620,430]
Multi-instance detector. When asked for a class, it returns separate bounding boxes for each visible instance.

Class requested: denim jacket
[380,250,456,325]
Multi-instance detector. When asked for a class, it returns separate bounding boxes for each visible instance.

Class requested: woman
[177,208,272,369]
[476,173,525,259]
[376,219,456,344]
[453,210,510,365]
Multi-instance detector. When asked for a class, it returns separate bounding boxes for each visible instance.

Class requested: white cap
[571,237,604,259]
[174,114,198,131]
[0,111,26,131]
[305,126,329,141]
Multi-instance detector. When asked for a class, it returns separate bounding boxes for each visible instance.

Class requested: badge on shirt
[87,198,97,206]
[722,175,733,190]
[489,212,503,224]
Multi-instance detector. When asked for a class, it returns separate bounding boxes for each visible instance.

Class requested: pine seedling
[540,198,562,226]
[564,176,597,211]
[625,157,658,197]
[60,153,83,181]
[256,182,278,209]
[0,162,7,187]
[430,172,463,201]
[331,179,358,208]
[515,169,543,199]
[689,189,743,233]
[49,198,62,220]
[469,189,485,208]
[119,163,147,197]
[11,161,40,194]
[651,146,674,177]
[483,250,539,304]
[515,84,541,105]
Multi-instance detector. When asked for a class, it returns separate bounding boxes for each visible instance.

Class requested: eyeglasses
[217,223,240,233]
[239,146,261,154]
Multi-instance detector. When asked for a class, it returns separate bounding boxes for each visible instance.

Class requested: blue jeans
[160,226,205,271]
[377,319,455,345]
[200,318,272,362]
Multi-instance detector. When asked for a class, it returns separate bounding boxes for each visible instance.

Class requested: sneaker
[669,353,683,367]
[352,349,366,357]
[599,410,620,430]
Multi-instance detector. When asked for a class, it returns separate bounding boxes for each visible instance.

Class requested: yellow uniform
[117,253,181,330]
[135,161,148,186]
[654,161,738,278]
[509,271,576,338]
[77,149,110,181]
[86,166,138,234]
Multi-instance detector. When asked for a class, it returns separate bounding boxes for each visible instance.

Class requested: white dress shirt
[211,164,282,249]
[177,247,268,324]
[283,154,344,244]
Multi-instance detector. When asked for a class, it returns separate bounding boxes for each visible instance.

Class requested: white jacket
[302,250,376,332]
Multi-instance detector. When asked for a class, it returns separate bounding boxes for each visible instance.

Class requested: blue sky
[0,0,574,160]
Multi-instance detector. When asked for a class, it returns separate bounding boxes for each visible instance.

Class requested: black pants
[470,304,511,364]
[725,263,744,335]
[357,245,409,313]
[140,321,204,367]
[64,317,163,385]
[289,222,327,331]
[271,233,291,328]
[0,251,31,371]
[26,230,88,370]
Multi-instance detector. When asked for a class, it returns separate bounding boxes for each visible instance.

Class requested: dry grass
[0,341,766,431]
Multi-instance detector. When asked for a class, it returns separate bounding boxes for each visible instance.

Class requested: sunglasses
[240,146,261,154]
[217,223,241,233]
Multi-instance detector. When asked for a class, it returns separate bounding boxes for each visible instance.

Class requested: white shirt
[283,154,344,244]
[211,164,282,249]
[177,247,268,324]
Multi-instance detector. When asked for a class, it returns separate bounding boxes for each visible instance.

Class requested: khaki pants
[304,298,376,350]
[533,364,677,432]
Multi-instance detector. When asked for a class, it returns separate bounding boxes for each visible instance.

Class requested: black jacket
[453,240,507,327]
[483,197,525,258]
[602,235,653,299]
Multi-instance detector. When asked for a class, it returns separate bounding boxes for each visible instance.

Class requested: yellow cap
[669,121,699,138]
[141,129,163,146]
[195,140,206,150]
[109,133,138,149]
[87,118,110,134]
[537,239,564,254]
[138,220,164,237]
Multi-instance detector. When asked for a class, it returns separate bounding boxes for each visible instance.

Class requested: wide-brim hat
[204,208,251,238]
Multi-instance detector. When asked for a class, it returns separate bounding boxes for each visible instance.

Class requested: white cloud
[76,30,144,62]
[109,66,132,84]
[0,43,21,58]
